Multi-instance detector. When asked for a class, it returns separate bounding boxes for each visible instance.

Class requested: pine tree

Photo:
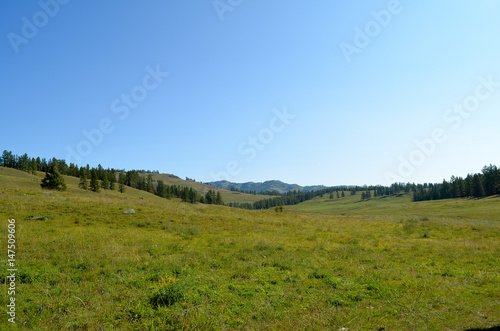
[216,191,224,205]
[181,187,190,202]
[165,185,172,199]
[146,174,156,194]
[472,174,485,198]
[464,175,473,197]
[458,177,466,197]
[40,159,67,191]
[138,177,147,191]
[188,188,197,204]
[329,193,334,199]
[440,180,451,199]
[451,176,460,198]
[109,171,116,190]
[97,164,105,182]
[90,169,101,192]
[118,172,126,193]
[482,165,498,196]
[156,180,166,198]
[205,190,216,204]
[79,168,89,190]
[101,172,109,190]
[341,191,345,198]
[31,157,38,174]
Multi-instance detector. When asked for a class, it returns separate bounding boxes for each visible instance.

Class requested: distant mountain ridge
[207,180,327,194]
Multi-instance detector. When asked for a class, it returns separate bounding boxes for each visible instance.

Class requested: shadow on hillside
[464,326,500,331]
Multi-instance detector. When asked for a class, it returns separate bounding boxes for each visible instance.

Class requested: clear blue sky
[2,1,499,186]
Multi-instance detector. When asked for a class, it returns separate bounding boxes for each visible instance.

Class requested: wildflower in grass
[158,272,177,287]
[149,272,184,308]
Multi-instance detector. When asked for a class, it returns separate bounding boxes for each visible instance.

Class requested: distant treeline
[0,150,224,205]
[228,183,410,210]
[228,165,499,209]
[122,171,223,205]
[412,165,500,201]
[228,187,283,196]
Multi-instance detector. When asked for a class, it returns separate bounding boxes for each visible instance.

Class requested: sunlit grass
[0,167,499,330]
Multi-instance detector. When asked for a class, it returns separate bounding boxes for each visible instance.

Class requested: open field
[293,191,500,223]
[0,167,499,330]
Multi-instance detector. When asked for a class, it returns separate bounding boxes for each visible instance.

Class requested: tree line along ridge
[1,150,499,210]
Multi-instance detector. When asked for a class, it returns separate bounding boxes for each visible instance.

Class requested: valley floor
[0,167,499,330]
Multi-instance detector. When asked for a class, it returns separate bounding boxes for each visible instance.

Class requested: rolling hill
[147,173,270,204]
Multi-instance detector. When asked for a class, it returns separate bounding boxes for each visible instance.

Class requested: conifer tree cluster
[412,165,500,201]
[40,159,67,191]
[77,165,117,193]
[0,150,226,206]
[361,190,372,200]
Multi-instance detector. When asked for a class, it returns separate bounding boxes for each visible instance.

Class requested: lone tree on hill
[40,159,67,191]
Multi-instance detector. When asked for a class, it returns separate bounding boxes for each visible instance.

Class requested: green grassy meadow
[0,167,499,330]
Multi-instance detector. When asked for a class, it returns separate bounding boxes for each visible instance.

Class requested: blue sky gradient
[1,1,499,186]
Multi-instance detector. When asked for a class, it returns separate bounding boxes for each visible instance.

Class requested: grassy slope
[150,173,270,204]
[0,167,499,330]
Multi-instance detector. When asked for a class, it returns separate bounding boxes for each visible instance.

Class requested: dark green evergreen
[79,168,89,190]
[90,169,101,193]
[109,170,116,190]
[101,172,110,190]
[40,159,67,191]
[118,172,126,193]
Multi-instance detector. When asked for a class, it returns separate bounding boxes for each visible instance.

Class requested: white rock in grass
[122,209,136,214]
